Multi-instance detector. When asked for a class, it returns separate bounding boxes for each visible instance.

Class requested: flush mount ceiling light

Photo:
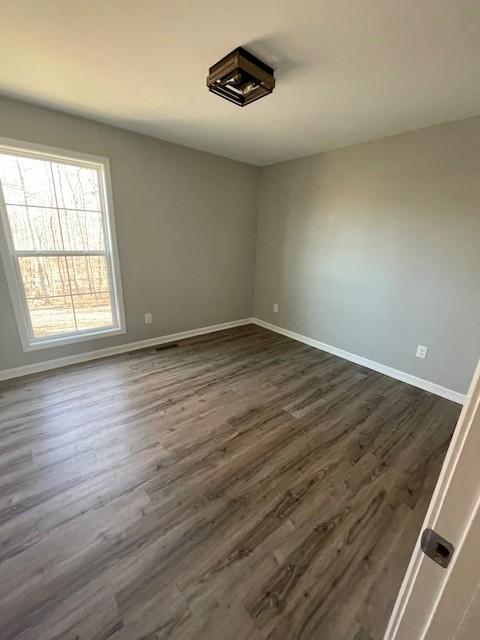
[207,47,275,107]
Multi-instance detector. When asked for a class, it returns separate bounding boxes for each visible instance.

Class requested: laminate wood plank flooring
[0,325,460,640]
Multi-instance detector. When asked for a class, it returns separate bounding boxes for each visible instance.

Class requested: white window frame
[0,137,126,351]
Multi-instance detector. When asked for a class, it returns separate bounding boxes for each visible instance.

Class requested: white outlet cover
[273,304,279,313]
[145,313,153,325]
[416,345,428,359]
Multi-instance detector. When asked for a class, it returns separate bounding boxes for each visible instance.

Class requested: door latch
[421,528,454,569]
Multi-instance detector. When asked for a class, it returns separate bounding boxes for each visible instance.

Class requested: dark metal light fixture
[207,47,275,107]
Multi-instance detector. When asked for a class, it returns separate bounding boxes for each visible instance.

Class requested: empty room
[1,2,480,639]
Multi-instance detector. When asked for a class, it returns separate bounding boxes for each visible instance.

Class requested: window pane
[59,209,105,251]
[19,256,70,298]
[0,154,56,207]
[66,255,110,294]
[73,292,113,330]
[52,163,101,211]
[6,205,62,251]
[0,145,123,346]
[27,296,76,337]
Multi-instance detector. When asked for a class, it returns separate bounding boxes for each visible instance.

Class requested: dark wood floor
[0,325,460,640]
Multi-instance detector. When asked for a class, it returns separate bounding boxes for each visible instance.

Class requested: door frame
[385,359,480,639]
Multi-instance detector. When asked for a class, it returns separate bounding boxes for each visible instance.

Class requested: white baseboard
[253,318,466,405]
[0,318,254,382]
[0,317,467,404]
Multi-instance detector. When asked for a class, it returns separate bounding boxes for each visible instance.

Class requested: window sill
[22,326,127,351]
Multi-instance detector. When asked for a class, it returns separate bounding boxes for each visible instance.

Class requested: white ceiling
[1,1,480,166]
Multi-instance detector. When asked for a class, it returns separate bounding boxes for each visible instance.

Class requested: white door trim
[385,359,480,639]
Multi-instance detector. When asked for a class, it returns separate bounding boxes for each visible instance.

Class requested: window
[0,139,125,350]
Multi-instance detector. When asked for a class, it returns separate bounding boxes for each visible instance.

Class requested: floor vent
[155,343,179,351]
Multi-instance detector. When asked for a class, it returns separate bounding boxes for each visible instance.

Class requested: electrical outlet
[273,303,279,313]
[416,345,428,359]
[145,312,153,325]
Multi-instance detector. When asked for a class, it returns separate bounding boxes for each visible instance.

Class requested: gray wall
[0,96,259,370]
[255,118,480,394]
[1,96,478,394]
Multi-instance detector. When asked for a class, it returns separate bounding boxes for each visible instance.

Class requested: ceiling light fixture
[207,47,275,107]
